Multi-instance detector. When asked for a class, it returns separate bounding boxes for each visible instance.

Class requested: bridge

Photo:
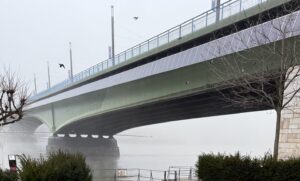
[24,0,300,159]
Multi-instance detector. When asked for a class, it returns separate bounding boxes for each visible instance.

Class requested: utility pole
[111,5,115,65]
[47,61,51,88]
[34,74,37,94]
[69,42,74,81]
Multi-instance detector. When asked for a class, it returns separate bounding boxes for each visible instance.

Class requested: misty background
[0,0,276,170]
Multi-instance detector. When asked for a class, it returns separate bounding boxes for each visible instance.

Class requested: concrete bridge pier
[279,66,300,159]
[46,135,120,158]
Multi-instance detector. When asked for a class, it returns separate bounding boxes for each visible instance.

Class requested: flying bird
[59,63,65,69]
[133,16,139,20]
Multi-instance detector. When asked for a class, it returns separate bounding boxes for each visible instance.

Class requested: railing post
[150,170,153,181]
[138,169,140,181]
[167,30,170,43]
[189,168,192,180]
[179,169,181,181]
[157,36,160,47]
[164,171,167,181]
[179,25,182,38]
[114,169,117,181]
[147,40,150,51]
[175,171,177,181]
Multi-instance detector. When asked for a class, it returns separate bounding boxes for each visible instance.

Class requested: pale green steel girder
[28,35,300,133]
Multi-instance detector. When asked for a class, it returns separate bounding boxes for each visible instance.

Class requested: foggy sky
[0,0,212,92]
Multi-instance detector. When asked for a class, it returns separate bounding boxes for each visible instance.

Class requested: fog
[0,110,275,171]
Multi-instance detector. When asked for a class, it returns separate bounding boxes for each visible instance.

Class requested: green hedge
[196,153,300,181]
[0,169,17,181]
[19,151,92,181]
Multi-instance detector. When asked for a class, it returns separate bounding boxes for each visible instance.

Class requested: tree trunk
[273,109,281,160]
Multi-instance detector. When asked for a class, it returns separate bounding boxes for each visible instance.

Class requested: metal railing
[92,167,197,181]
[31,0,267,101]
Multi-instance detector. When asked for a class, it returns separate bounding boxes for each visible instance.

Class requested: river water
[0,111,275,180]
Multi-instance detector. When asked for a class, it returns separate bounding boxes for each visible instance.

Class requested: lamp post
[47,61,51,88]
[69,42,74,81]
[34,74,37,94]
[111,5,115,65]
[216,0,221,21]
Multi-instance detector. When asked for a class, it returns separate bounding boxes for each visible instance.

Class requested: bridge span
[25,0,300,159]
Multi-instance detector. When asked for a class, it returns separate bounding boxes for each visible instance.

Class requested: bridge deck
[31,0,292,101]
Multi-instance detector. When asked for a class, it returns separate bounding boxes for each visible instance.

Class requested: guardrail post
[179,25,182,38]
[138,169,140,181]
[189,168,192,180]
[164,171,167,181]
[175,171,177,181]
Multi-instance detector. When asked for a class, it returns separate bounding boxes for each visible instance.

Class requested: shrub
[19,151,92,181]
[0,169,18,181]
[196,153,300,181]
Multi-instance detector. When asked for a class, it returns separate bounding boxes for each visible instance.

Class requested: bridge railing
[31,0,267,101]
[92,167,197,181]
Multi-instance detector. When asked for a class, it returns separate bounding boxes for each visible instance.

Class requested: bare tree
[0,70,28,126]
[209,4,300,159]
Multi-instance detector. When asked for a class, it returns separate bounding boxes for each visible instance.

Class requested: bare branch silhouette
[209,4,300,159]
[0,70,29,126]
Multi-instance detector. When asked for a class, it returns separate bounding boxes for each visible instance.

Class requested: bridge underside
[56,86,271,136]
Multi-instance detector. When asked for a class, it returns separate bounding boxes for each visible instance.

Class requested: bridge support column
[46,136,120,158]
[278,67,300,159]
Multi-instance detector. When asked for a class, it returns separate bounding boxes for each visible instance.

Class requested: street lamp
[111,5,115,65]
[69,42,74,81]
[47,61,51,88]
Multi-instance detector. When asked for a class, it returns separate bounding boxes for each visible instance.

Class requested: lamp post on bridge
[111,5,115,66]
[47,61,51,89]
[212,0,221,21]
[34,74,37,95]
[69,42,74,82]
